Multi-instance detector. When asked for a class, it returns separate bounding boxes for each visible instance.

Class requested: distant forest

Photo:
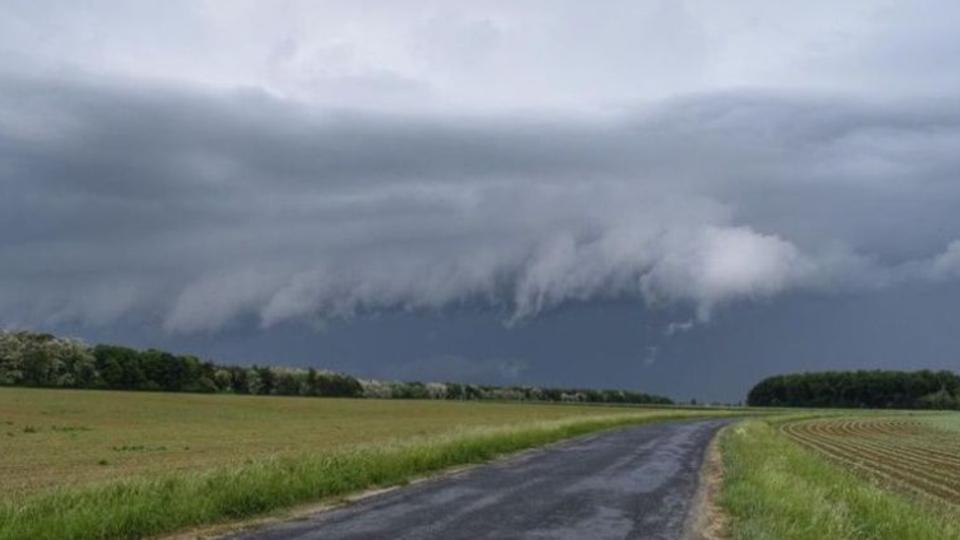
[0,330,672,405]
[747,370,960,409]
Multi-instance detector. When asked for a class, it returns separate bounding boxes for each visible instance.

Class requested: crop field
[720,414,960,540]
[781,414,960,505]
[0,386,738,539]
[0,386,721,500]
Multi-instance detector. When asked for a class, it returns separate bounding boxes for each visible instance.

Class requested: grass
[0,386,710,499]
[719,413,960,540]
[0,387,737,539]
[922,412,960,434]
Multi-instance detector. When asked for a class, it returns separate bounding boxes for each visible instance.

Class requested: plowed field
[782,415,960,505]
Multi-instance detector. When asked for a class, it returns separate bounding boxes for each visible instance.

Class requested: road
[228,419,729,540]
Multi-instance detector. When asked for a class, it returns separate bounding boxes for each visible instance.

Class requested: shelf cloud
[3,74,960,332]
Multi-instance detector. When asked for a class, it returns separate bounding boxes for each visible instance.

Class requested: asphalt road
[228,419,729,540]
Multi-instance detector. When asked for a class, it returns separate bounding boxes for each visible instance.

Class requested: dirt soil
[683,425,730,540]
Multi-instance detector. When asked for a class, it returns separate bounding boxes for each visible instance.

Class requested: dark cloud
[6,1,960,401]
[4,75,960,334]
[377,355,527,386]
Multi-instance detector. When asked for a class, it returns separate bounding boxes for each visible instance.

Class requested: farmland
[7,385,960,540]
[720,412,960,540]
[0,387,736,539]
[782,414,960,505]
[0,387,718,499]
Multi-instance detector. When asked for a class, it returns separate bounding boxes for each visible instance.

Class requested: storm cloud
[3,73,960,333]
[3,0,960,386]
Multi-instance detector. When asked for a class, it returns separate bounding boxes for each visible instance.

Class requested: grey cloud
[664,320,694,336]
[4,76,960,332]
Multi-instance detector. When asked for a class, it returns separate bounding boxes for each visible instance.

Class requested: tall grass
[719,418,960,540]
[0,411,721,539]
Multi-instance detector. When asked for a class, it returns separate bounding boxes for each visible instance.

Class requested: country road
[227,419,729,540]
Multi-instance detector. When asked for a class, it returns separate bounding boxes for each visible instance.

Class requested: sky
[2,1,960,401]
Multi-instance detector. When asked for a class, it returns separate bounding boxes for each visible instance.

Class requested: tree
[0,329,676,406]
[254,366,275,395]
[213,369,233,392]
[748,370,960,410]
[0,330,26,385]
[274,371,302,396]
[306,368,319,396]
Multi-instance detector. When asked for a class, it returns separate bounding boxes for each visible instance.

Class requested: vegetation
[747,370,960,409]
[924,412,960,434]
[719,414,960,540]
[0,387,701,499]
[0,329,671,405]
[782,414,960,505]
[0,387,735,539]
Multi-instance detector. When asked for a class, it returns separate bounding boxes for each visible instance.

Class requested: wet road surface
[228,419,729,540]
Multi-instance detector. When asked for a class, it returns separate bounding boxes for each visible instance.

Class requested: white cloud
[4,1,960,111]
[641,227,812,321]
[664,320,695,336]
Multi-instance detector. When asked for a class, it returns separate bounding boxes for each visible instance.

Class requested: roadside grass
[0,387,741,539]
[720,415,960,540]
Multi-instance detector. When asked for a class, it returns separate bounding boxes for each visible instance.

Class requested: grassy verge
[0,410,732,539]
[719,416,960,540]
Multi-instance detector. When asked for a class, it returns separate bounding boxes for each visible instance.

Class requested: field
[720,412,960,540]
[11,386,958,540]
[782,414,960,505]
[0,387,735,539]
[1,387,689,499]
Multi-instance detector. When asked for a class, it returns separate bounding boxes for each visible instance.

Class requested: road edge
[683,422,732,540]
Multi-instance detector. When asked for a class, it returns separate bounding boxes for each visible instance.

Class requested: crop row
[787,419,960,466]
[782,417,960,505]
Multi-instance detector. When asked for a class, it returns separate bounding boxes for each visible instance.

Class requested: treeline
[747,370,960,409]
[0,330,672,405]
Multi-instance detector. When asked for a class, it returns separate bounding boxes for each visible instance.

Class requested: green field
[0,387,735,539]
[923,412,960,434]
[719,412,960,540]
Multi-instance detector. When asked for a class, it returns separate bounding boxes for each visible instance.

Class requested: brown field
[781,414,960,505]
[0,386,719,500]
